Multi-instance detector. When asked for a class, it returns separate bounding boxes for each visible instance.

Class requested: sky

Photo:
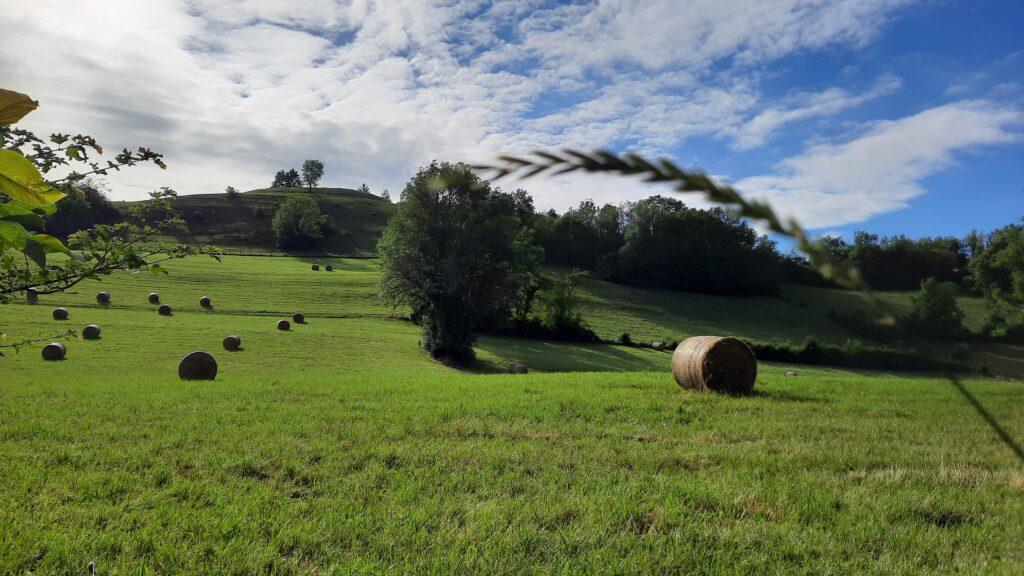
[2,0,1022,241]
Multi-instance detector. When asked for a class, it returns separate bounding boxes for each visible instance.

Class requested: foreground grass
[2,255,1023,574]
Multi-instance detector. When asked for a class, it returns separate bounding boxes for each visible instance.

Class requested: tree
[46,180,121,239]
[969,220,1024,338]
[534,269,594,340]
[357,183,371,195]
[301,159,324,191]
[271,196,330,248]
[271,169,301,188]
[902,278,965,339]
[378,161,540,363]
[0,87,218,310]
[380,188,391,202]
[225,186,239,199]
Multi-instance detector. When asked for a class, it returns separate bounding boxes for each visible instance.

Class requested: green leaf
[0,220,29,249]
[31,233,72,256]
[0,199,46,229]
[0,150,65,205]
[21,236,46,267]
[0,88,38,125]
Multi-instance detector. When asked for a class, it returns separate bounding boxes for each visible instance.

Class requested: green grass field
[2,255,1023,574]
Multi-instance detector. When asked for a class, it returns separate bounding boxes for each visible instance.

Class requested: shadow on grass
[474,336,666,374]
[949,375,1024,464]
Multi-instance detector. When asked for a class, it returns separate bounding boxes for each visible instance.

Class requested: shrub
[749,338,968,372]
[271,196,331,249]
[902,278,966,340]
[619,332,633,345]
[225,186,240,199]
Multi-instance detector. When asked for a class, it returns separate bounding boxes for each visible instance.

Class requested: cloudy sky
[3,0,1022,238]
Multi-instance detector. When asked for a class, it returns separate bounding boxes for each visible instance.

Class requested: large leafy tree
[301,159,324,191]
[271,196,330,248]
[378,161,540,363]
[271,169,302,188]
[0,88,218,309]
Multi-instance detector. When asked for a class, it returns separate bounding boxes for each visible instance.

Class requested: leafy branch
[475,149,878,303]
[0,328,77,356]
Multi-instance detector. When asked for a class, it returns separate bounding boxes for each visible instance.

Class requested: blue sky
[2,0,1022,241]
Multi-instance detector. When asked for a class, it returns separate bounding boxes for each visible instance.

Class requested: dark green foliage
[534,199,622,270]
[271,196,331,249]
[271,169,301,188]
[378,161,541,363]
[533,270,596,339]
[970,221,1024,339]
[45,181,121,239]
[301,159,324,191]
[225,186,239,199]
[817,233,969,290]
[750,338,968,372]
[902,278,966,339]
[618,332,632,345]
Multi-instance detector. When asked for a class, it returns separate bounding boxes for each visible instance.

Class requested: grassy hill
[2,254,1022,573]
[121,187,395,256]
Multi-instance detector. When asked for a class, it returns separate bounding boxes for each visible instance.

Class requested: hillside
[121,187,394,256]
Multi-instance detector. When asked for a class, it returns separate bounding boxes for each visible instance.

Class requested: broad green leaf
[31,233,72,256]
[0,199,46,229]
[0,219,29,249]
[0,89,38,125]
[21,236,46,267]
[0,150,65,205]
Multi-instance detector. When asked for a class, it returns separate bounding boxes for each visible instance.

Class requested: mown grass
[2,255,1023,574]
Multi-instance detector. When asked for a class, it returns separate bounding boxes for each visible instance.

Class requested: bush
[902,278,966,340]
[271,196,331,249]
[533,270,595,340]
[749,338,968,372]
[225,186,240,199]
[619,332,633,346]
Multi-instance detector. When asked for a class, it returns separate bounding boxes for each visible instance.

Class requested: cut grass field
[2,255,1023,574]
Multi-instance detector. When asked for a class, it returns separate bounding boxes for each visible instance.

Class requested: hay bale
[41,342,66,361]
[325,265,333,272]
[508,363,528,374]
[784,370,797,377]
[148,292,160,304]
[82,324,102,339]
[277,319,291,331]
[311,264,320,271]
[223,335,242,351]
[292,312,304,324]
[671,336,756,395]
[178,351,218,380]
[96,291,110,304]
[52,307,69,320]
[200,296,212,307]
[26,288,38,304]
[651,341,666,351]
[158,304,172,316]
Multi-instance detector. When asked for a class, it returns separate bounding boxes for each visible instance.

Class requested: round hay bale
[158,304,172,316]
[508,363,528,374]
[82,324,101,339]
[96,291,110,304]
[671,336,756,395]
[200,296,212,307]
[311,264,320,271]
[223,335,242,351]
[26,288,38,304]
[277,319,291,331]
[148,292,160,304]
[52,307,69,320]
[292,312,304,324]
[41,342,66,361]
[325,265,333,272]
[178,351,218,380]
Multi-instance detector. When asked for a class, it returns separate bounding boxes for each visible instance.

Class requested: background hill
[119,187,394,256]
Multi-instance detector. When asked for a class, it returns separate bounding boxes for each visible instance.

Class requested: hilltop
[119,187,394,255]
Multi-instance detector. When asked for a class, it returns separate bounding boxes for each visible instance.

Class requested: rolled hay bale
[82,324,102,340]
[508,363,528,374]
[325,265,333,272]
[26,288,38,304]
[148,292,160,304]
[200,296,212,308]
[41,342,66,361]
[671,336,756,395]
[96,291,110,304]
[178,351,218,380]
[158,304,172,316]
[52,307,69,320]
[292,312,304,324]
[311,264,320,271]
[223,335,242,351]
[277,319,291,331]
[651,341,666,351]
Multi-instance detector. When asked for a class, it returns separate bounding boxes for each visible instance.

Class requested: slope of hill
[120,187,394,255]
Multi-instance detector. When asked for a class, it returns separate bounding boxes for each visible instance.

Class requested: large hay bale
[223,335,242,351]
[52,307,69,320]
[26,288,38,304]
[671,336,756,395]
[277,319,291,331]
[200,296,212,307]
[158,304,172,316]
[311,264,320,271]
[292,312,304,324]
[41,342,66,361]
[82,324,102,339]
[325,265,333,272]
[178,351,218,380]
[148,292,160,304]
[508,363,528,374]
[96,291,110,304]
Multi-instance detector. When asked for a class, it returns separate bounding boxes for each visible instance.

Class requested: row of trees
[271,159,324,191]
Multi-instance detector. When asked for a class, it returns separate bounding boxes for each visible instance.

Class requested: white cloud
[736,100,1023,229]
[1,0,921,214]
